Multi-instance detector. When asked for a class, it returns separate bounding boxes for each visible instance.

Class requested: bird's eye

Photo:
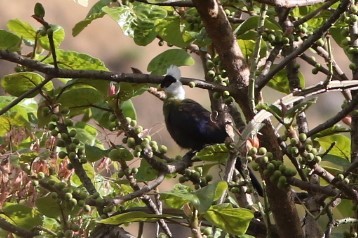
[160,75,177,88]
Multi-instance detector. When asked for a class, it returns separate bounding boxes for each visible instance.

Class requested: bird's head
[160,65,185,100]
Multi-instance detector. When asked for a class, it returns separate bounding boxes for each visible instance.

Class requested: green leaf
[234,16,280,36]
[195,144,228,162]
[135,159,158,182]
[0,97,36,135]
[73,12,105,36]
[1,203,43,230]
[71,163,95,186]
[72,0,110,36]
[118,83,149,101]
[0,30,21,51]
[85,144,109,162]
[36,195,62,218]
[1,72,53,97]
[38,25,65,50]
[267,68,305,94]
[161,184,198,209]
[319,134,351,160]
[34,3,45,18]
[156,17,187,48]
[57,84,104,109]
[321,154,350,175]
[204,204,254,235]
[74,121,98,146]
[147,49,195,75]
[43,49,108,70]
[103,3,167,46]
[121,100,137,120]
[7,19,37,41]
[194,181,228,213]
[98,211,180,225]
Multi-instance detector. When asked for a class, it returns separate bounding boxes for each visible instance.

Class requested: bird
[160,65,263,196]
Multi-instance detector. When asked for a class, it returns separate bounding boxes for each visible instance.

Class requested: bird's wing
[165,99,227,149]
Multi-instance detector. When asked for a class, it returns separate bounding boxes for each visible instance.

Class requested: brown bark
[192,1,304,237]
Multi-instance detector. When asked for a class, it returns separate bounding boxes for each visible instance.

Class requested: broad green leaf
[7,19,37,41]
[102,6,135,37]
[103,3,167,46]
[321,154,350,175]
[319,134,350,160]
[161,184,198,209]
[194,181,228,213]
[204,204,254,235]
[38,25,65,50]
[234,16,280,36]
[1,72,53,97]
[57,84,104,109]
[71,163,95,186]
[74,121,98,146]
[147,49,195,75]
[98,211,180,225]
[267,68,305,94]
[121,100,137,120]
[43,49,108,70]
[0,97,37,135]
[135,159,158,182]
[109,146,133,162]
[0,30,21,51]
[85,144,109,162]
[195,144,228,162]
[118,83,149,101]
[36,195,62,218]
[73,0,110,36]
[156,17,187,48]
[1,203,43,230]
[314,125,349,138]
[73,12,105,36]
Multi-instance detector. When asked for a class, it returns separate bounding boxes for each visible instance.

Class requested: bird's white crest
[166,65,181,81]
[164,65,185,100]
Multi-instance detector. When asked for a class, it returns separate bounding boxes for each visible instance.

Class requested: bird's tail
[235,159,264,197]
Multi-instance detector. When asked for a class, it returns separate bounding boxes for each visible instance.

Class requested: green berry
[58,151,67,159]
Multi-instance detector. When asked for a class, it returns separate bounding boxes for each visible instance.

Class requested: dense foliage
[0,0,358,237]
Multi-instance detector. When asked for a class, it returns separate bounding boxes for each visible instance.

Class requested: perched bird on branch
[160,65,263,196]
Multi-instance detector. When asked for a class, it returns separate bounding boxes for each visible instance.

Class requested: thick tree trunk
[192,1,304,237]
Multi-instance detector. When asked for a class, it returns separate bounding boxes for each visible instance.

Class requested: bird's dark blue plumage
[161,65,263,196]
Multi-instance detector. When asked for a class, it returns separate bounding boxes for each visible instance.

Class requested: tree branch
[257,0,351,91]
[0,217,39,238]
[0,50,227,91]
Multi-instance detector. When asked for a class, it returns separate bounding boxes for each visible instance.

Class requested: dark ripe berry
[58,151,67,159]
[56,139,66,147]
[51,130,59,136]
[68,152,77,160]
[64,118,73,127]
[50,114,59,122]
[48,123,56,130]
[69,129,77,137]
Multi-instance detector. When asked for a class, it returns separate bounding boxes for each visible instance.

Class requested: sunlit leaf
[204,204,254,235]
[135,159,158,182]
[98,211,180,225]
[147,49,195,75]
[0,30,21,51]
[1,203,43,230]
[1,72,53,97]
[194,144,228,162]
